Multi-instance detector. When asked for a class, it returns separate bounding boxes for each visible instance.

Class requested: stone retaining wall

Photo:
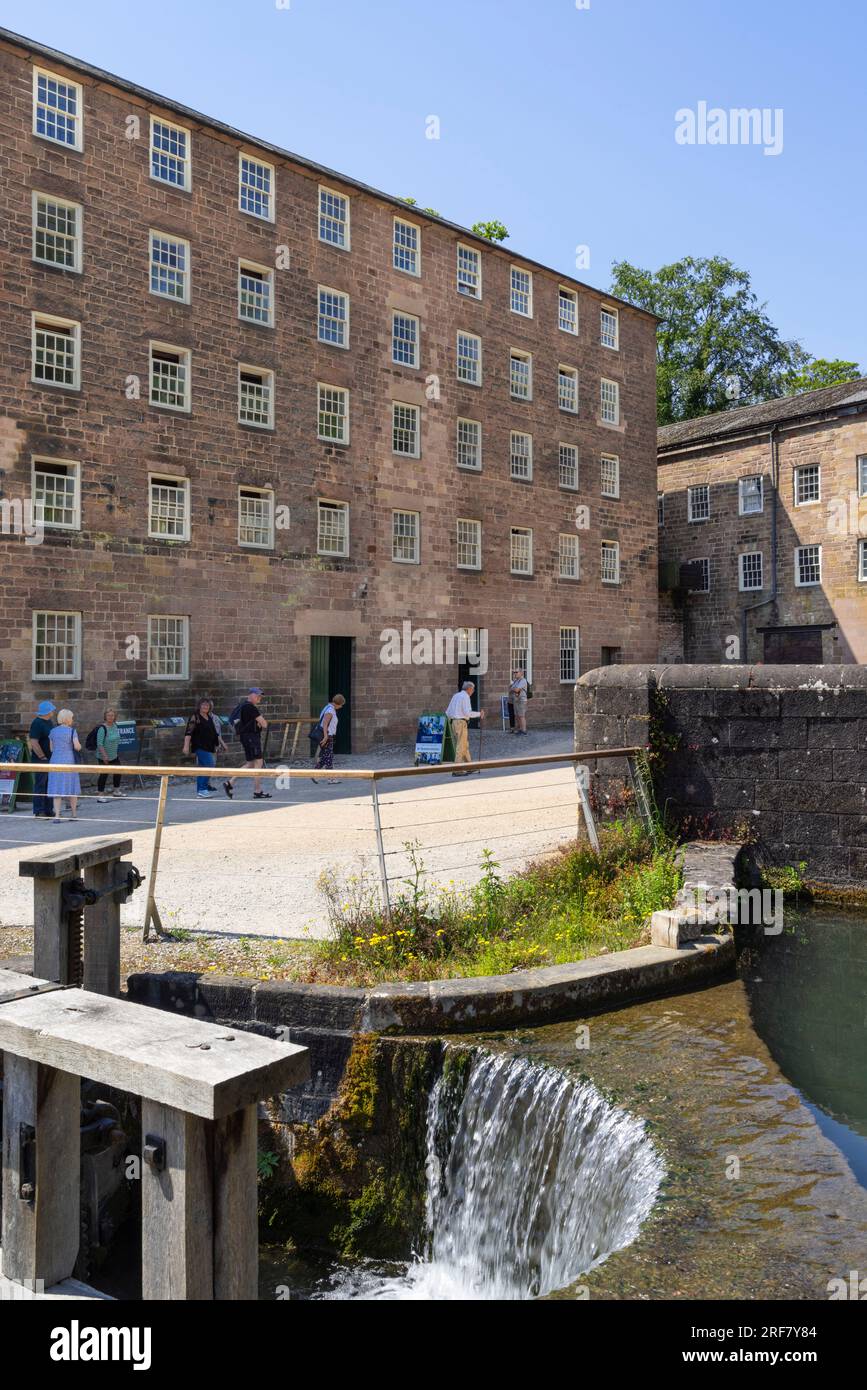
[575,663,867,884]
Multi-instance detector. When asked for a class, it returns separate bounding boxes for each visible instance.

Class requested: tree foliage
[610,255,860,424]
[471,219,509,243]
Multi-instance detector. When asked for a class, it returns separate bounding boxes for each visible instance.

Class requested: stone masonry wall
[575,664,867,885]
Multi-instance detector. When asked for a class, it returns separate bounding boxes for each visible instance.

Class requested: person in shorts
[223,688,271,799]
[509,669,529,736]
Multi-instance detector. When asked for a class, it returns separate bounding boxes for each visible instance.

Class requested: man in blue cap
[28,699,56,818]
[223,688,271,800]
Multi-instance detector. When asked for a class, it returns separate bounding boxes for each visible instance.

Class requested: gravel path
[0,727,577,941]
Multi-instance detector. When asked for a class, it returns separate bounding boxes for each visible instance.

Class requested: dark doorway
[310,636,353,753]
[762,627,823,664]
[456,664,482,713]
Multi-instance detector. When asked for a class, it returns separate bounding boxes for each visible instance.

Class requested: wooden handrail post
[143,775,168,942]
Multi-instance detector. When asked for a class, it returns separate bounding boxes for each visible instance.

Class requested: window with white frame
[392,402,420,457]
[150,117,190,189]
[393,218,420,275]
[33,610,81,680]
[510,267,533,317]
[600,307,619,349]
[510,350,532,401]
[510,623,532,683]
[457,243,481,298]
[457,332,482,385]
[149,344,190,411]
[457,418,481,470]
[689,558,711,594]
[558,287,578,334]
[510,431,533,481]
[601,540,620,584]
[318,384,349,444]
[456,518,481,569]
[239,155,274,220]
[558,366,578,413]
[794,463,821,506]
[739,475,763,514]
[600,378,620,424]
[317,286,348,347]
[559,533,579,579]
[657,492,665,526]
[32,193,81,271]
[33,69,82,150]
[795,544,821,586]
[238,367,274,428]
[559,443,578,490]
[688,483,710,521]
[859,455,867,498]
[510,527,533,575]
[560,626,579,683]
[32,314,80,389]
[319,186,349,248]
[392,312,420,368]
[601,454,620,499]
[238,487,274,548]
[147,615,189,679]
[239,262,273,325]
[392,509,420,563]
[859,539,867,582]
[739,551,763,591]
[32,458,80,530]
[317,500,349,556]
[150,231,189,302]
[148,475,189,540]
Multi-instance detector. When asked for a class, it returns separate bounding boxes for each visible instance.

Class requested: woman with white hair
[47,709,82,822]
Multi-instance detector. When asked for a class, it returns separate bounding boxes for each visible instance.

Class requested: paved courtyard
[0,727,582,941]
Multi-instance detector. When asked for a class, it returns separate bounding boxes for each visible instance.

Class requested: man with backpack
[223,688,271,800]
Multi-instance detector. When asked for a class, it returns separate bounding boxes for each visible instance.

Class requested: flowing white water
[321,1050,665,1301]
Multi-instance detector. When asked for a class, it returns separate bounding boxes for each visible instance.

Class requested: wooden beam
[0,969,60,1005]
[0,988,309,1119]
[18,837,134,880]
[140,1101,214,1300]
[1,1056,80,1289]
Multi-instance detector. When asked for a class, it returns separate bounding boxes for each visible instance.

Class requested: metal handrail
[0,747,640,782]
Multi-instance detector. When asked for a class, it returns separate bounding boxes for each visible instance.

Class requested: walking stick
[477,712,484,774]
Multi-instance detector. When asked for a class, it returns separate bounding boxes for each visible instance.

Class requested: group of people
[25,687,349,819]
[28,700,128,822]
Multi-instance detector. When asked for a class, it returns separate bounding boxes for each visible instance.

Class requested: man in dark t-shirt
[223,688,271,800]
[28,699,56,817]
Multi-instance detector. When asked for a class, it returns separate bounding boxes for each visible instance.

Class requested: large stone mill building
[0,28,659,750]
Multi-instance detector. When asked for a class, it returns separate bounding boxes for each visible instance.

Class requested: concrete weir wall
[575,663,867,885]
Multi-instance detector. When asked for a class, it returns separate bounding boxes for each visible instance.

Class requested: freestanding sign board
[0,739,28,812]
[414,713,456,766]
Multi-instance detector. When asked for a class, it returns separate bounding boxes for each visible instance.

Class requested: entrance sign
[0,739,27,812]
[414,712,456,765]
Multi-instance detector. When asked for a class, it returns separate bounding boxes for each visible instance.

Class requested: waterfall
[322,1049,664,1301]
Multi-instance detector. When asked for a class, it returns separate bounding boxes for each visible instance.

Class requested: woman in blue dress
[47,709,82,822]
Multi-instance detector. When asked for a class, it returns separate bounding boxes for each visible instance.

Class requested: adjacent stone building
[0,28,659,751]
[657,379,867,664]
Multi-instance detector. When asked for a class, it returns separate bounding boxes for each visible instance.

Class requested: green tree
[401,197,442,216]
[781,355,861,395]
[610,256,800,424]
[471,220,509,243]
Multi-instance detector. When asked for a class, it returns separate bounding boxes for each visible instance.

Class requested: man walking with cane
[445,681,484,776]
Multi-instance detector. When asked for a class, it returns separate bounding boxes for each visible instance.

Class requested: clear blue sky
[5,0,865,367]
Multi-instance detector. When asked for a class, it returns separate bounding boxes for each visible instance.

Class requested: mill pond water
[262,906,867,1301]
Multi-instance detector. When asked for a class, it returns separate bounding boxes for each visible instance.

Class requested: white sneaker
[197,790,212,799]
[97,795,109,803]
[112,790,128,798]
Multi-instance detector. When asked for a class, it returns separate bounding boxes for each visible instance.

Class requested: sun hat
[36,700,56,717]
